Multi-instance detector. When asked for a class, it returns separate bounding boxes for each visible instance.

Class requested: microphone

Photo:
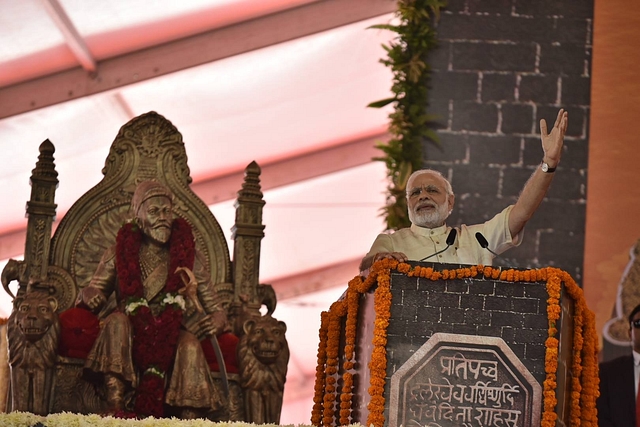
[445,228,457,246]
[420,229,457,261]
[475,232,499,257]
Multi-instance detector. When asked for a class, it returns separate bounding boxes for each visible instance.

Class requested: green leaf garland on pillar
[369,0,447,230]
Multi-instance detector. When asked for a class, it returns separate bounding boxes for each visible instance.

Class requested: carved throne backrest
[48,112,231,311]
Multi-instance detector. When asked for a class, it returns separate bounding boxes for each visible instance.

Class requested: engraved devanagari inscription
[389,334,541,427]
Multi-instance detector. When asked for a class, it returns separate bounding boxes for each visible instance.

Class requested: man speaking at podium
[360,109,568,270]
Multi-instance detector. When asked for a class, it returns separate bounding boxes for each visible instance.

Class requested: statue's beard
[409,201,449,228]
[144,224,172,244]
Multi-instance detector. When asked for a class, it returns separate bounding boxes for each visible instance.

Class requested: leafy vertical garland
[369,0,447,230]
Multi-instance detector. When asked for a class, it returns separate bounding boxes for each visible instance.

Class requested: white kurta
[365,205,523,266]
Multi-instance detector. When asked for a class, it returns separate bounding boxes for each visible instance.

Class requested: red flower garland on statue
[115,217,195,418]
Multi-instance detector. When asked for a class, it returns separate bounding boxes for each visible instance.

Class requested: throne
[1,112,288,423]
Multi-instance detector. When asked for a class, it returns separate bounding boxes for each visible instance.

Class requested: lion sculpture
[7,289,60,415]
[238,314,289,424]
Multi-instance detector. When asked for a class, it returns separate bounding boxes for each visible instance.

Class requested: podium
[311,261,598,427]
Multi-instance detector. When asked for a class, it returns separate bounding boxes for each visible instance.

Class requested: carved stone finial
[24,139,59,288]
[231,162,266,333]
[28,139,58,207]
[233,160,265,232]
[31,139,58,181]
[237,161,263,200]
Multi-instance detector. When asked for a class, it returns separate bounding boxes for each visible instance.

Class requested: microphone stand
[420,229,458,261]
[420,245,451,261]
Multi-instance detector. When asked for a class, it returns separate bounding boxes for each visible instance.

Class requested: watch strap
[541,162,556,173]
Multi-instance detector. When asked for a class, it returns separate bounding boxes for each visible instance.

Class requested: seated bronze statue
[2,112,289,423]
[77,180,227,418]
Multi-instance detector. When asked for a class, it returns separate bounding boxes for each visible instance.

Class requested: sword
[209,334,230,395]
[176,267,230,395]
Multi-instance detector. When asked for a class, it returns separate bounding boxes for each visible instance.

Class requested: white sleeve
[365,233,394,258]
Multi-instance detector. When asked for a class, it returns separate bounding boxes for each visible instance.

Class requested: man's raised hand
[540,108,568,167]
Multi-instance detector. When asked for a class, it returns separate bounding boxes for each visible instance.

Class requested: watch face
[542,163,549,172]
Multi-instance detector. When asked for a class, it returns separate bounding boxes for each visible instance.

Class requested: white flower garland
[0,412,368,427]
[124,293,186,316]
[144,366,165,379]
[162,293,186,310]
[125,298,149,315]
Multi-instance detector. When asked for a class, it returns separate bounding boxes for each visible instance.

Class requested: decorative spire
[237,161,263,200]
[23,139,59,290]
[230,161,266,333]
[31,139,58,182]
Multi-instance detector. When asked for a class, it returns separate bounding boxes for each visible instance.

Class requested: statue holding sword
[77,181,229,419]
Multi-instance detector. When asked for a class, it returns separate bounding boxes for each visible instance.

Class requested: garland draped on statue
[115,218,193,418]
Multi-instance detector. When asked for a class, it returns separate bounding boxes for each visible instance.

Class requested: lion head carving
[15,291,58,342]
[242,315,288,365]
[8,290,60,368]
[7,289,61,414]
[237,315,289,424]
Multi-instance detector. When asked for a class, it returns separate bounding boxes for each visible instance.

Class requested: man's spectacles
[407,185,443,198]
[632,319,640,328]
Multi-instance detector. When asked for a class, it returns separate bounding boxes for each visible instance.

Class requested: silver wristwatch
[541,161,556,173]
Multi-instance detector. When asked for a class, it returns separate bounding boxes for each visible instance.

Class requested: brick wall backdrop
[386,271,550,384]
[424,0,593,281]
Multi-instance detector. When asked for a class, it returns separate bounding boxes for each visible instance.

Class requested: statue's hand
[190,311,228,340]
[176,266,204,315]
[78,286,106,313]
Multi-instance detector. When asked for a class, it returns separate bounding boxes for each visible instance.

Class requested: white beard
[145,225,171,244]
[409,200,450,228]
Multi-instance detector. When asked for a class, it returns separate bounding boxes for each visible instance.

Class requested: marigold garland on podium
[312,260,599,427]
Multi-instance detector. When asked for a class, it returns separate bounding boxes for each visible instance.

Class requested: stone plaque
[388,333,541,427]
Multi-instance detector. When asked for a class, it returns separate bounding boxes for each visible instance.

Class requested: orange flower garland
[311,311,329,425]
[543,269,561,426]
[323,301,346,426]
[366,261,393,427]
[311,263,599,427]
[558,268,600,427]
[339,288,360,425]
[580,309,600,426]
